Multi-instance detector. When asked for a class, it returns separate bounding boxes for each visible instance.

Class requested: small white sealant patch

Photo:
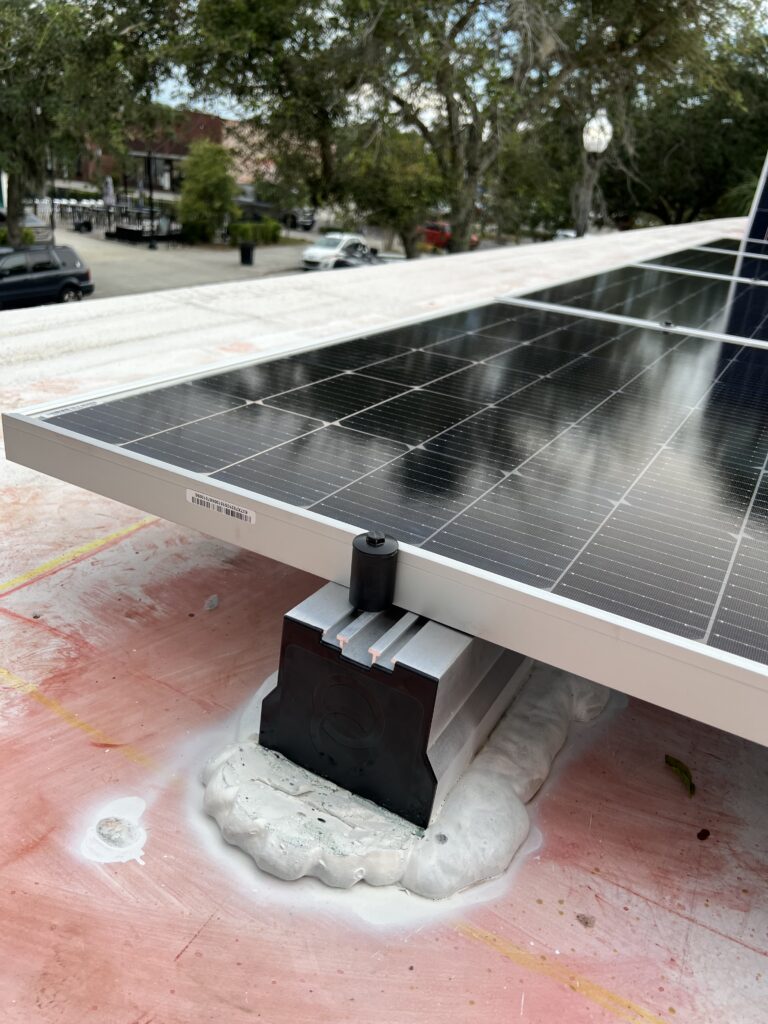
[81,796,147,865]
[202,664,611,900]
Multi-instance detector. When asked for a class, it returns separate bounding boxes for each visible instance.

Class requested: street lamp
[582,109,613,156]
[146,151,157,250]
[575,109,613,237]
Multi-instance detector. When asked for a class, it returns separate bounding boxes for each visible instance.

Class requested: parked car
[419,221,479,251]
[282,207,316,231]
[0,244,94,309]
[0,211,54,244]
[301,233,381,270]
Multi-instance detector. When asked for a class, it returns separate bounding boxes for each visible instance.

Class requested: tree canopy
[343,125,443,257]
[174,1,767,251]
[4,1,765,249]
[0,0,178,243]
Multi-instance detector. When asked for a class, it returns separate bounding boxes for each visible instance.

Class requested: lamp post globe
[582,109,613,155]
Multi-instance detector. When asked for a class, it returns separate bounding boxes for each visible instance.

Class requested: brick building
[67,108,229,199]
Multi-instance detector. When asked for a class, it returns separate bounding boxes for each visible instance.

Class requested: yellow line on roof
[0,667,153,768]
[457,921,669,1024]
[0,516,156,596]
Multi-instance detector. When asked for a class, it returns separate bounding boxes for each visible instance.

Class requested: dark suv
[0,244,94,309]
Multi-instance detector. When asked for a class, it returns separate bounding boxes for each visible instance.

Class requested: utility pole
[146,152,157,250]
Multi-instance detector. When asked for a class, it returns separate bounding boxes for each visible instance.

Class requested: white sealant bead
[201,665,611,899]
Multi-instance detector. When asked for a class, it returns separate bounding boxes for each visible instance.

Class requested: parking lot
[49,224,307,300]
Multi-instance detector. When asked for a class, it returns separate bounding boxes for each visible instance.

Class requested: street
[51,224,306,300]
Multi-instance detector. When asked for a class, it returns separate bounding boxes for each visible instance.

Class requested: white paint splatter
[81,796,147,865]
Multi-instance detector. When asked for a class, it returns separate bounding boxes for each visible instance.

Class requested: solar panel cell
[426,332,523,360]
[362,349,470,386]
[312,448,503,544]
[526,266,729,333]
[192,357,336,402]
[263,372,407,420]
[212,426,407,507]
[425,362,537,404]
[341,388,484,445]
[45,382,244,444]
[124,404,324,472]
[485,343,581,374]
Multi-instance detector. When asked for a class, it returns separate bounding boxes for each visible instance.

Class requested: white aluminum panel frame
[5,325,768,748]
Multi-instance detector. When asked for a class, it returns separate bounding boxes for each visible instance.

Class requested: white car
[301,232,370,270]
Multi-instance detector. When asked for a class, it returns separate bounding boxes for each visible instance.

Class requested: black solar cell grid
[40,272,768,667]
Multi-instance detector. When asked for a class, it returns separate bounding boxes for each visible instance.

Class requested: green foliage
[0,0,178,243]
[178,140,240,243]
[342,127,443,257]
[229,221,256,245]
[179,220,211,244]
[600,28,768,225]
[719,176,761,216]
[52,187,102,201]
[258,218,281,244]
[0,226,35,246]
[229,218,281,245]
[179,0,764,250]
[254,177,310,211]
[489,120,580,237]
[181,0,358,205]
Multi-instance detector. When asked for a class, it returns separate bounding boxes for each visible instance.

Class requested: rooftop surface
[1,219,766,1023]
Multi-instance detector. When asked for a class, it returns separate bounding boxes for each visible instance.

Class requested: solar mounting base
[259,582,528,827]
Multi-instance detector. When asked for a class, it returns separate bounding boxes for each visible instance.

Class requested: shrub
[229,221,258,245]
[51,187,100,201]
[258,217,281,244]
[0,226,36,246]
[179,221,212,244]
[179,140,239,243]
[229,218,281,246]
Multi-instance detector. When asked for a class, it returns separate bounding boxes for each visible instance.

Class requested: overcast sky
[155,76,244,119]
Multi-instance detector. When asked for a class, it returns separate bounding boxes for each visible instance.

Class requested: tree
[179,0,365,206]
[489,119,579,238]
[600,28,768,225]
[363,2,554,252]
[343,127,442,257]
[178,140,239,241]
[539,1,765,231]
[178,1,766,249]
[0,0,178,245]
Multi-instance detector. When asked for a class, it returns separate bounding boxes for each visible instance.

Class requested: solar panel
[522,263,768,341]
[6,241,768,746]
[643,247,768,281]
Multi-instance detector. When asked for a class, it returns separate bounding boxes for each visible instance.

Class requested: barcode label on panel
[186,489,255,524]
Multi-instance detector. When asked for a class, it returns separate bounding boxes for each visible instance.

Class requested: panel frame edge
[4,408,768,747]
